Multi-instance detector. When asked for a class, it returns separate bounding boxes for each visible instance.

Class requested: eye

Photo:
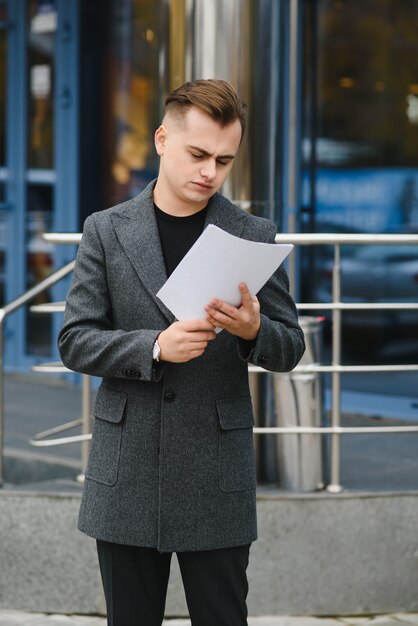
[190,153,203,159]
[217,159,230,166]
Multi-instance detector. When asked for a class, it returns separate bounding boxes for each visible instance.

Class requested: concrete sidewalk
[0,612,418,626]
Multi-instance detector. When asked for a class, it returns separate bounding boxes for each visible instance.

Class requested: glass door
[0,0,10,310]
[25,0,57,356]
[1,0,79,369]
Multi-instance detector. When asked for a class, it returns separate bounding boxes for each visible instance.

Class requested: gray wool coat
[58,180,305,553]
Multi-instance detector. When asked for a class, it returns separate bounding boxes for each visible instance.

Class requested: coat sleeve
[58,215,164,382]
[237,222,305,372]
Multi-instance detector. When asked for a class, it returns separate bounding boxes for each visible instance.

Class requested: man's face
[154,106,242,212]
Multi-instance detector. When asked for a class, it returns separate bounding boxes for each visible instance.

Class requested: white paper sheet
[156,224,293,322]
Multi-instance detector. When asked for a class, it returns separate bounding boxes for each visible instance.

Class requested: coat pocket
[216,397,256,493]
[84,386,127,486]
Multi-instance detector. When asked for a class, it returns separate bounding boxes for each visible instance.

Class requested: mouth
[192,182,213,190]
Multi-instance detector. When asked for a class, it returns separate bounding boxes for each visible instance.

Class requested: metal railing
[1,232,418,491]
[43,231,418,493]
[250,233,418,492]
[0,255,92,486]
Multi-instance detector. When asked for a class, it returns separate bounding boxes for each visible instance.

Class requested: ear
[154,125,167,155]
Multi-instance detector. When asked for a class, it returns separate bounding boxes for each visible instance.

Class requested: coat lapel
[204,192,248,238]
[111,184,248,324]
[112,183,175,324]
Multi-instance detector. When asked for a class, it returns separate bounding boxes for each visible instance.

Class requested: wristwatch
[152,338,161,362]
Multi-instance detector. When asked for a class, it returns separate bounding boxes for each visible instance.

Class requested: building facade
[0,0,417,383]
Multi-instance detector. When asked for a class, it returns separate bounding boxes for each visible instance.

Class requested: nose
[200,159,216,180]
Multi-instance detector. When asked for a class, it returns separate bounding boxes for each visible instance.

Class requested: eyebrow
[188,145,236,161]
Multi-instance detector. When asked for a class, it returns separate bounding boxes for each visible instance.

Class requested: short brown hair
[165,79,247,140]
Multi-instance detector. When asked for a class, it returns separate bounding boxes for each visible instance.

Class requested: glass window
[25,184,54,356]
[103,0,162,206]
[0,2,7,166]
[301,0,418,362]
[301,0,418,491]
[302,0,418,234]
[27,0,57,169]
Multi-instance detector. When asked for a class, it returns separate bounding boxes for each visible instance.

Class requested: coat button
[258,354,268,365]
[164,392,176,403]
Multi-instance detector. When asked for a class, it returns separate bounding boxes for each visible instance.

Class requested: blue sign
[303,168,418,232]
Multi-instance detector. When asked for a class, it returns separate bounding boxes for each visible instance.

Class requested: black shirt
[154,202,257,351]
[154,203,208,276]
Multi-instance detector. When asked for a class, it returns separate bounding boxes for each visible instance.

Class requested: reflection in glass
[104,0,161,206]
[301,0,418,363]
[26,185,54,356]
[302,0,418,230]
[0,184,7,306]
[0,2,7,166]
[27,0,56,168]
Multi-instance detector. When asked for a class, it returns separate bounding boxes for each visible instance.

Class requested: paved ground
[0,612,418,625]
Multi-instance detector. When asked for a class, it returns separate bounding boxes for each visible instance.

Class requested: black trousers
[97,539,250,626]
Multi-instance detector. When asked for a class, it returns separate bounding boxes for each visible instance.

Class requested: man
[58,79,305,626]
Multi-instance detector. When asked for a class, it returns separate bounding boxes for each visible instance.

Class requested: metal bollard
[274,316,324,491]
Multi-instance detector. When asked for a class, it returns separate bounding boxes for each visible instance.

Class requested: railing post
[80,374,92,478]
[286,0,300,291]
[327,243,343,493]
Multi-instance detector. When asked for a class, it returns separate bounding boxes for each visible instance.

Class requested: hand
[205,283,261,341]
[158,319,217,363]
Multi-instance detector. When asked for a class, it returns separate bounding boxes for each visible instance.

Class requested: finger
[206,308,237,328]
[239,283,253,307]
[187,342,208,352]
[180,348,205,362]
[240,283,258,309]
[205,306,231,324]
[206,313,221,327]
[187,332,216,344]
[206,318,226,332]
[189,331,216,342]
[181,319,217,332]
[192,343,208,351]
[206,300,237,319]
[189,349,205,358]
